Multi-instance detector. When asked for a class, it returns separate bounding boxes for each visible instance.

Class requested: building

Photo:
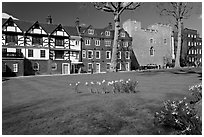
[2,17,82,77]
[123,19,174,68]
[79,22,133,73]
[173,27,202,67]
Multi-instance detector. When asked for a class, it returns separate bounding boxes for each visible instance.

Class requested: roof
[2,18,80,36]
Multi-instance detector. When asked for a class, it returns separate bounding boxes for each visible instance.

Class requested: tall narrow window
[106,51,111,59]
[106,63,111,70]
[33,62,40,71]
[118,51,121,59]
[150,38,153,44]
[95,40,100,46]
[40,50,46,58]
[28,49,33,57]
[82,50,86,58]
[105,31,110,36]
[87,50,93,59]
[88,63,93,71]
[85,39,91,45]
[13,63,18,72]
[95,50,100,59]
[150,46,154,56]
[55,38,64,46]
[125,51,130,59]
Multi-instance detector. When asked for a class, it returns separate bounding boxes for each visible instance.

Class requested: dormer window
[105,31,110,36]
[121,32,125,37]
[88,29,94,35]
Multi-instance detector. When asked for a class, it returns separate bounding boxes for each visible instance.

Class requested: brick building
[173,28,202,66]
[123,19,174,68]
[79,22,133,73]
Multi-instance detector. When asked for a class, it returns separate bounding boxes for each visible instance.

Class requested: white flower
[128,78,131,81]
[90,82,94,84]
[120,79,123,82]
[172,111,178,115]
[126,81,129,83]
[102,80,106,83]
[76,83,78,86]
[69,83,72,86]
[115,80,118,83]
[78,81,80,84]
[85,82,88,85]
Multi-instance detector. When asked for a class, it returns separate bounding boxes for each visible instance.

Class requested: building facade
[79,23,132,73]
[2,17,82,77]
[123,19,174,68]
[173,28,202,67]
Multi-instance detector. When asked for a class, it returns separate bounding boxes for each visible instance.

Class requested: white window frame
[188,50,191,55]
[125,51,130,59]
[88,29,94,35]
[188,41,190,46]
[192,57,194,62]
[105,40,111,46]
[118,51,121,59]
[195,42,197,46]
[123,41,128,47]
[192,49,194,54]
[106,51,111,59]
[95,63,100,73]
[88,63,93,71]
[200,49,202,54]
[95,50,101,59]
[106,63,111,70]
[13,63,18,72]
[82,50,86,58]
[95,39,100,46]
[87,50,93,59]
[125,62,130,71]
[105,31,110,36]
[189,57,191,62]
[85,39,91,45]
[117,63,121,70]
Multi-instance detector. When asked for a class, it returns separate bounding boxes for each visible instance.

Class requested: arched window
[150,46,154,56]
[33,62,39,71]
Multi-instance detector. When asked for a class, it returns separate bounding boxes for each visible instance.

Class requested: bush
[154,98,202,135]
[189,83,202,103]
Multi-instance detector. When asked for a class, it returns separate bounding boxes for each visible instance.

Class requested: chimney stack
[46,15,52,24]
[75,17,80,27]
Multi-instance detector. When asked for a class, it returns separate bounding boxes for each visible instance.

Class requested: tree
[157,2,193,68]
[93,2,142,72]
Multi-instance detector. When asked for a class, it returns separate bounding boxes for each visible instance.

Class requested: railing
[2,52,24,58]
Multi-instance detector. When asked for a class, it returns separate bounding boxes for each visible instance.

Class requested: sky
[2,2,202,35]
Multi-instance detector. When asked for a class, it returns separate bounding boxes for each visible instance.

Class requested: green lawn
[2,68,202,135]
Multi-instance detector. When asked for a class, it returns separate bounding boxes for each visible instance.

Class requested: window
[40,50,46,58]
[105,40,111,46]
[164,39,167,44]
[123,41,128,47]
[195,49,197,55]
[88,63,93,71]
[33,62,39,71]
[82,50,86,58]
[87,50,93,59]
[2,63,6,73]
[32,36,42,45]
[117,63,121,70]
[189,57,191,62]
[95,50,100,59]
[51,63,57,70]
[150,38,153,44]
[194,35,196,38]
[125,62,130,71]
[13,63,18,72]
[2,48,7,53]
[118,51,121,59]
[191,34,193,38]
[85,39,91,45]
[191,42,193,46]
[16,49,21,54]
[192,57,194,62]
[121,32,125,37]
[106,63,111,70]
[88,29,94,35]
[194,42,197,46]
[95,40,100,46]
[75,40,80,46]
[106,51,111,59]
[188,34,190,37]
[28,49,33,57]
[188,50,191,55]
[150,46,154,56]
[105,31,110,36]
[192,49,194,54]
[125,51,130,59]
[55,38,64,46]
[6,35,18,43]
[200,49,202,54]
[188,41,191,46]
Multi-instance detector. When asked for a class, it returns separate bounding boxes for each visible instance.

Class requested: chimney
[108,22,112,29]
[75,17,80,27]
[46,15,52,24]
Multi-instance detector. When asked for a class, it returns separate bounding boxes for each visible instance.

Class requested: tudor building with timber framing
[2,17,82,77]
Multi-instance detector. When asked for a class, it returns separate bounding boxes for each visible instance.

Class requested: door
[96,63,100,73]
[62,63,70,74]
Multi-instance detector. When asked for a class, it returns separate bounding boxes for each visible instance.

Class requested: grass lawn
[2,67,202,135]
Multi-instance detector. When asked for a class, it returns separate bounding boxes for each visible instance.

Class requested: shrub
[154,98,202,135]
[189,83,202,103]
